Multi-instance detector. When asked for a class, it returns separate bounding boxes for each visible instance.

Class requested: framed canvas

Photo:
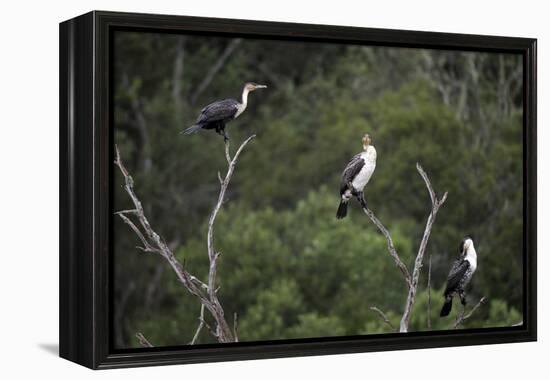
[59,11,537,369]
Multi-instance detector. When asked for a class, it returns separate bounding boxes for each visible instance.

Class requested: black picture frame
[59,10,537,369]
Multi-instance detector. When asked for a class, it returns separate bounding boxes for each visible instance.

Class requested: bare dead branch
[115,137,255,344]
[370,306,395,331]
[207,135,256,268]
[205,135,256,341]
[452,297,487,329]
[136,332,153,348]
[115,145,217,331]
[361,207,412,288]
[363,163,447,332]
[224,140,231,164]
[114,146,163,248]
[399,163,448,332]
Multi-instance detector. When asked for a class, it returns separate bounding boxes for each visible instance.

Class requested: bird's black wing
[444,258,470,295]
[340,154,365,191]
[197,99,239,123]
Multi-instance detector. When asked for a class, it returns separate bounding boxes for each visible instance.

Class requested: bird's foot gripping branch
[114,135,256,345]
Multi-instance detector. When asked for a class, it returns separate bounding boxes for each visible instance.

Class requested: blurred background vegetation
[113,31,523,348]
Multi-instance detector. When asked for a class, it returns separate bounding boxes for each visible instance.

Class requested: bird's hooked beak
[244,82,268,92]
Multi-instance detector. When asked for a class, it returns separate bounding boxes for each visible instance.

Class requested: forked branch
[362,163,447,333]
[115,135,255,344]
[399,163,448,332]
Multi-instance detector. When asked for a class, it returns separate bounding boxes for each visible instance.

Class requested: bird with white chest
[336,134,377,219]
[440,237,478,317]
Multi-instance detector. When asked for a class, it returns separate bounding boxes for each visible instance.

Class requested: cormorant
[182,82,267,140]
[336,134,377,219]
[440,237,478,317]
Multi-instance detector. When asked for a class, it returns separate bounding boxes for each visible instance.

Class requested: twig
[189,304,206,345]
[452,297,487,329]
[399,164,448,333]
[370,306,395,330]
[427,254,432,330]
[115,209,139,215]
[135,332,153,348]
[117,213,157,253]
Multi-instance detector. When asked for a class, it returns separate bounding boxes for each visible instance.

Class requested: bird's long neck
[241,87,250,107]
[465,246,477,263]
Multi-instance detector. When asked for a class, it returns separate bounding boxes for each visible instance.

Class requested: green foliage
[112,32,524,347]
[239,280,305,341]
[484,299,522,328]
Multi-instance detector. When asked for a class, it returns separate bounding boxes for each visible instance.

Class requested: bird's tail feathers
[440,296,453,317]
[336,200,348,219]
[181,124,202,135]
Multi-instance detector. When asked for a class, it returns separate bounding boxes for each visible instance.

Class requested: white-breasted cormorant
[182,82,267,140]
[336,134,377,219]
[440,237,478,317]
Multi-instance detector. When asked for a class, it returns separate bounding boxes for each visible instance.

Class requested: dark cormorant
[182,82,267,140]
[336,134,377,219]
[440,237,478,317]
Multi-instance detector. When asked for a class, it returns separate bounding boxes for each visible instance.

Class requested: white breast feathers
[234,103,246,118]
[351,146,377,191]
[465,245,478,272]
